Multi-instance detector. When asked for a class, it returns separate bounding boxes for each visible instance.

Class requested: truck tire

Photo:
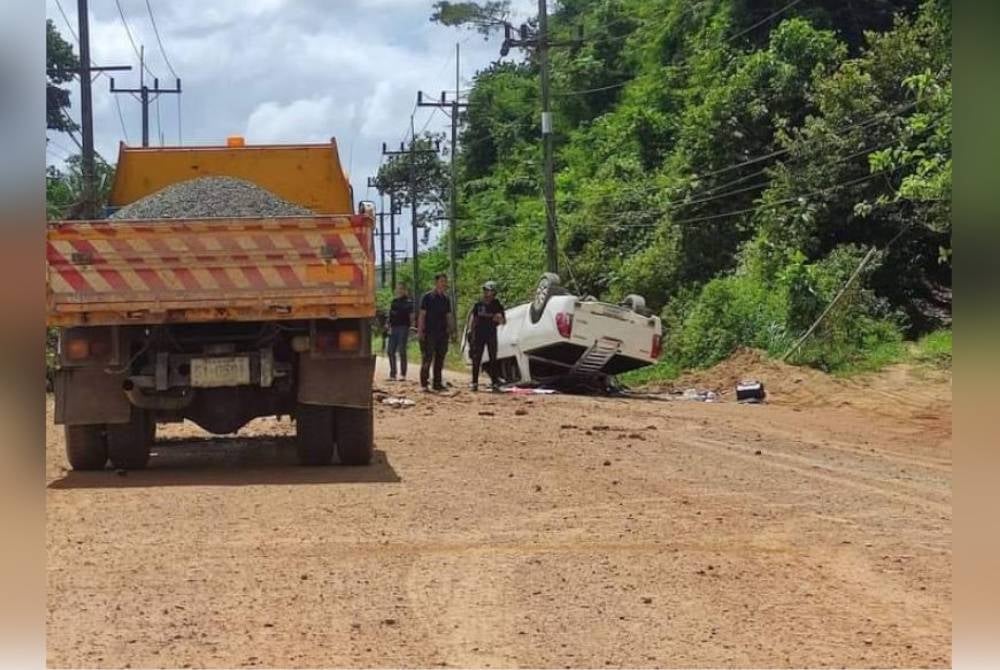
[65,424,108,471]
[296,403,335,466]
[107,408,152,470]
[335,407,374,466]
[529,273,562,324]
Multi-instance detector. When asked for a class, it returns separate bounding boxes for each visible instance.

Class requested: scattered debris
[681,388,718,402]
[514,408,528,416]
[503,387,557,395]
[736,379,767,403]
[380,397,416,408]
[478,410,495,417]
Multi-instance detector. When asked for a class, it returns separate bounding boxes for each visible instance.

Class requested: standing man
[386,283,413,381]
[417,273,453,392]
[467,281,506,392]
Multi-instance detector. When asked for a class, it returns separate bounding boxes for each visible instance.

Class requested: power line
[113,92,130,143]
[729,0,805,42]
[549,0,804,98]
[144,0,178,78]
[114,0,157,80]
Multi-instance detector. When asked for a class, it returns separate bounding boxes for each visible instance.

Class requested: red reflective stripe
[277,265,302,288]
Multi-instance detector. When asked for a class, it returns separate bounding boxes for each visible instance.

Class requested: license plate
[190,356,251,388]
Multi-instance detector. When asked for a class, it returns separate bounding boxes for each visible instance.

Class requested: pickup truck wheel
[107,409,152,470]
[296,404,335,466]
[65,424,108,471]
[529,273,562,324]
[335,407,374,466]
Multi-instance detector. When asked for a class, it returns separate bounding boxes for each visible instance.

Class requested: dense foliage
[47,19,78,134]
[432,0,950,372]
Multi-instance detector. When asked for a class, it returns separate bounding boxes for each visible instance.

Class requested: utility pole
[500,4,582,275]
[368,177,388,288]
[389,192,400,289]
[537,0,558,275]
[55,0,131,218]
[417,44,469,338]
[110,47,181,148]
[381,133,440,303]
[77,0,96,218]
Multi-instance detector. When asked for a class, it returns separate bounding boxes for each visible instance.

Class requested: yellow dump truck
[47,138,377,469]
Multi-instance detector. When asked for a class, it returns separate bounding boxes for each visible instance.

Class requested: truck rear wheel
[107,408,153,470]
[335,407,374,466]
[65,424,108,471]
[296,404,335,466]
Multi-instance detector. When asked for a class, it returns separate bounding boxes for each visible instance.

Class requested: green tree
[430,1,512,36]
[374,132,449,237]
[47,19,78,134]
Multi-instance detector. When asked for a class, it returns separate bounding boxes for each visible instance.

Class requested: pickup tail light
[555,312,573,338]
[650,333,662,359]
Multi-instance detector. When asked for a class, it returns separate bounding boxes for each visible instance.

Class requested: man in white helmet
[467,280,506,392]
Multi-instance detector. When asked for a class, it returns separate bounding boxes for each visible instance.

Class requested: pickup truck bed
[46,214,374,326]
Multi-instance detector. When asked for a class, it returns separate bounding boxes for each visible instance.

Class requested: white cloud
[245,96,357,144]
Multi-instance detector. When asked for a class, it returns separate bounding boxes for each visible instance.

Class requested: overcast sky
[46,0,537,257]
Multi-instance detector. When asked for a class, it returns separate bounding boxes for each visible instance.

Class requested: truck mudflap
[297,354,375,409]
[54,367,131,425]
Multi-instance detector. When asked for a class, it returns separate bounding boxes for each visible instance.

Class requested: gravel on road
[110,176,313,220]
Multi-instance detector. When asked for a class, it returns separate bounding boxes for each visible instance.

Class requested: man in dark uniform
[467,280,506,392]
[417,273,453,391]
[386,283,413,380]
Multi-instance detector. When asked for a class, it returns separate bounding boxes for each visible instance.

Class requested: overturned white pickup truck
[464,274,663,387]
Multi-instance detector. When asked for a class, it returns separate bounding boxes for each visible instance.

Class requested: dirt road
[46,357,951,668]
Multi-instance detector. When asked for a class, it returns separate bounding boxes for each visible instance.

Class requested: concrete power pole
[417,43,469,339]
[382,133,440,304]
[77,0,96,218]
[500,3,582,275]
[537,0,558,275]
[110,47,181,148]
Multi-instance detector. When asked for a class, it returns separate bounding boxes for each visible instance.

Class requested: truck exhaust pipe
[123,380,195,410]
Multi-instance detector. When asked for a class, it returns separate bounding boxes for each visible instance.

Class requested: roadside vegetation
[411,0,951,378]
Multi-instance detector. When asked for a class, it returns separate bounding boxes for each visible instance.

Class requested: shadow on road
[48,435,401,489]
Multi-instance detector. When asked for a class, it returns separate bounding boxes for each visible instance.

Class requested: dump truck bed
[46,214,374,326]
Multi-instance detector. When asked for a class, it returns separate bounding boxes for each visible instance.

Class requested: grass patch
[911,329,952,368]
[617,358,682,387]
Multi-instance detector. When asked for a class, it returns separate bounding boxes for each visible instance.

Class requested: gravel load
[110,176,313,219]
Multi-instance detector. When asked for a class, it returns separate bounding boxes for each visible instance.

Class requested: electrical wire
[144,0,178,78]
[114,0,157,81]
[550,0,804,97]
[729,0,805,42]
[144,0,183,145]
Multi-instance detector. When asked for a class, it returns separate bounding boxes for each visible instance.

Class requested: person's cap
[482,281,498,292]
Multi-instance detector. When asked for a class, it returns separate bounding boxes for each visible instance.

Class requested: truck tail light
[555,312,573,338]
[651,333,662,359]
[62,327,113,362]
[313,329,361,352]
[314,332,338,352]
[337,330,361,351]
[65,338,90,360]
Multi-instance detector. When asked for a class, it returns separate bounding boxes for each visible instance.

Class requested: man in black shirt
[417,273,453,391]
[467,281,506,391]
[386,283,413,380]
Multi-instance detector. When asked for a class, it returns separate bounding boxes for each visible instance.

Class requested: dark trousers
[420,334,448,388]
[470,333,498,386]
[387,326,409,377]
